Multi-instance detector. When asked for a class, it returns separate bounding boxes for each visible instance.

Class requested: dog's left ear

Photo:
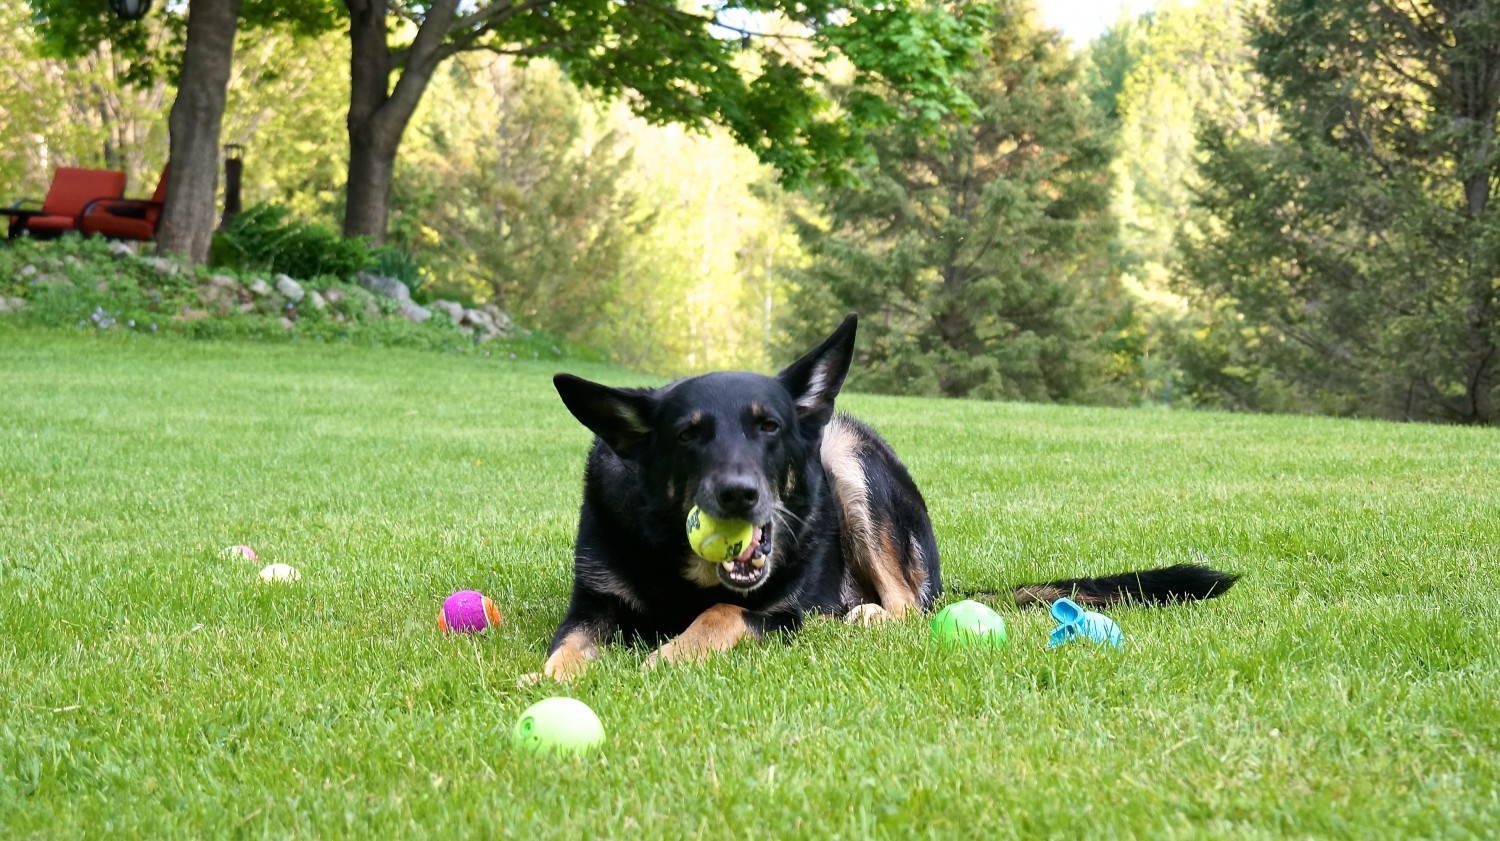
[554,374,657,457]
[777,312,857,427]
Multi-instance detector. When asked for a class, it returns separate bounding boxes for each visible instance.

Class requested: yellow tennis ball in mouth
[685,506,756,562]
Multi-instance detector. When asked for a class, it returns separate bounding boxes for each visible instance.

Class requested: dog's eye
[759,419,780,434]
[678,426,700,444]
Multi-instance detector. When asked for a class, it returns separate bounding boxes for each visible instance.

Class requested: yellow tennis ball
[685,506,755,562]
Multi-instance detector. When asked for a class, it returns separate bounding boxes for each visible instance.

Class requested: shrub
[211,204,375,280]
[368,245,427,297]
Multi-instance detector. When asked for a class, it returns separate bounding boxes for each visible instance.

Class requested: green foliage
[395,56,798,374]
[221,28,352,224]
[512,0,991,190]
[786,1,1124,403]
[1080,0,1279,408]
[212,203,376,281]
[0,0,170,196]
[394,59,639,324]
[1182,0,1500,423]
[1080,8,1148,122]
[592,121,802,375]
[27,0,340,86]
[1101,0,1265,293]
[367,245,427,296]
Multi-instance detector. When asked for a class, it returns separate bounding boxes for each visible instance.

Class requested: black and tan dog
[539,313,1236,681]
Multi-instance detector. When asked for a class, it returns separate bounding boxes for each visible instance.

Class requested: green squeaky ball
[512,697,605,757]
[931,600,1008,649]
[685,505,756,562]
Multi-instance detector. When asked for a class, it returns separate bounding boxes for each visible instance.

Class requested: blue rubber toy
[1047,597,1123,649]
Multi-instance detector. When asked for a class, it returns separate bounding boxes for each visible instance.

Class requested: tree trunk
[157,0,243,264]
[1446,16,1500,424]
[342,0,459,242]
[345,120,400,243]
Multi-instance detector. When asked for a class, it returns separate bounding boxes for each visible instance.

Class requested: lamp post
[219,144,243,231]
[108,0,154,21]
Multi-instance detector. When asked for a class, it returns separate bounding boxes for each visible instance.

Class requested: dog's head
[554,313,858,593]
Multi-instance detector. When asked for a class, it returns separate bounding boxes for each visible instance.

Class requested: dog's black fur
[541,314,1236,679]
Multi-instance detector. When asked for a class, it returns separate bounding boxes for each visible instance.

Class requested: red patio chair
[6,167,127,239]
[81,166,169,242]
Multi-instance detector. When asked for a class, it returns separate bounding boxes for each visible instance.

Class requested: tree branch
[442,40,600,62]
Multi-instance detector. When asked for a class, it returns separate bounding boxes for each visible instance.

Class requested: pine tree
[1183,1,1500,423]
[785,1,1121,402]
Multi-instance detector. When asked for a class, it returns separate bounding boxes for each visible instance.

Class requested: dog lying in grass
[539,313,1236,680]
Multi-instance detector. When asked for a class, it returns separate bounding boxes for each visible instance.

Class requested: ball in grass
[685,505,755,563]
[512,697,605,757]
[258,562,300,583]
[438,590,503,634]
[931,599,1008,649]
[223,544,258,561]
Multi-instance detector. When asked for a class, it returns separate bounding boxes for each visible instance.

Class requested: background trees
[8,0,1500,424]
[393,58,642,340]
[0,0,169,193]
[1182,0,1500,423]
[26,0,339,263]
[785,0,1122,403]
[1084,0,1268,407]
[341,0,987,243]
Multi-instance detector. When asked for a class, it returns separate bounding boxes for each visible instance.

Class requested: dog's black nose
[716,480,760,516]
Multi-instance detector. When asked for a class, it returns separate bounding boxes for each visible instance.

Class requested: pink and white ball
[438,590,503,634]
[223,544,258,561]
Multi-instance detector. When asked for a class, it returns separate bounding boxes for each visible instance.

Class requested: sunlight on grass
[1,325,1497,837]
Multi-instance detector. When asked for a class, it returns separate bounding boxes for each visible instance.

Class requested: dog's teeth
[750,555,765,569]
[722,561,735,573]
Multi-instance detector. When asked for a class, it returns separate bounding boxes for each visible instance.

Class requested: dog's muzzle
[716,520,774,591]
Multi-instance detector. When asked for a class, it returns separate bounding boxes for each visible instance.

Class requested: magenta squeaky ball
[439,590,503,634]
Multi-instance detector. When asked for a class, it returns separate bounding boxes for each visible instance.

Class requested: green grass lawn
[2,323,1497,838]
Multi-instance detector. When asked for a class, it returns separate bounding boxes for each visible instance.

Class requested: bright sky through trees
[1036,0,1158,43]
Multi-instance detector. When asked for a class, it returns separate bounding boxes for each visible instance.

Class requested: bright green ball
[931,600,1008,649]
[512,697,605,757]
[685,505,755,562]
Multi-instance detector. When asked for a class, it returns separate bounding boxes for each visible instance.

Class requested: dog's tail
[1009,563,1238,608]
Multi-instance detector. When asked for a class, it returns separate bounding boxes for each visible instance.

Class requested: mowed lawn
[1,324,1497,839]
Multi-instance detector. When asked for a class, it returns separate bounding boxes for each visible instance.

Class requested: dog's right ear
[553,374,657,456]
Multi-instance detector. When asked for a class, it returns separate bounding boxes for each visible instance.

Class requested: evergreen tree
[1183,0,1500,423]
[785,1,1121,403]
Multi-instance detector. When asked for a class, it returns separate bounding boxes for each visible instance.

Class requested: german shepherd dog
[539,314,1236,680]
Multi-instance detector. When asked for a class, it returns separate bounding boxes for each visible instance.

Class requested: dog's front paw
[540,643,593,683]
[641,639,704,671]
[516,671,547,688]
[643,604,752,671]
[844,603,893,626]
[641,648,665,672]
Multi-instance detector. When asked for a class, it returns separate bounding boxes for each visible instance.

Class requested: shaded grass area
[1,324,1497,838]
